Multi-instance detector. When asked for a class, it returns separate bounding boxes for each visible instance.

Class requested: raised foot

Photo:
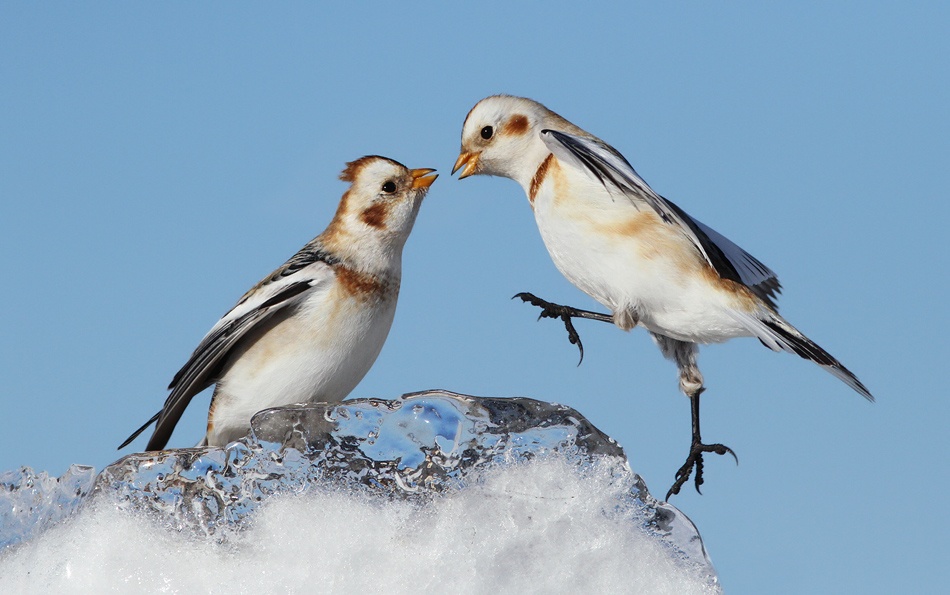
[513,292,586,363]
[665,441,738,501]
[513,292,613,365]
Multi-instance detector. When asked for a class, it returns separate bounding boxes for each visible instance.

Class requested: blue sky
[1,3,947,592]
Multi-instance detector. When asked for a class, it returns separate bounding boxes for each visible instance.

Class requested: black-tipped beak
[452,152,479,179]
[410,168,438,189]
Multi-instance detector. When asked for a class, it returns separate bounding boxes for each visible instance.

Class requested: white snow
[0,458,717,594]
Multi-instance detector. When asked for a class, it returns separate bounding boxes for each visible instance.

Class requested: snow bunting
[453,94,872,499]
[120,156,437,451]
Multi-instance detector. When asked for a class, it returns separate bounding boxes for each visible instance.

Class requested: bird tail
[117,410,161,450]
[730,310,874,401]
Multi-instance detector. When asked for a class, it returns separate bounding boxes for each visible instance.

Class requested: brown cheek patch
[529,154,555,204]
[359,202,389,229]
[503,114,530,135]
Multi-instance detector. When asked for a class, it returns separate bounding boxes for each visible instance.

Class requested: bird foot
[513,292,587,364]
[665,440,738,501]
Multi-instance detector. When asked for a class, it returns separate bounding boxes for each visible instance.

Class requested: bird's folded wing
[122,246,337,451]
[540,129,781,309]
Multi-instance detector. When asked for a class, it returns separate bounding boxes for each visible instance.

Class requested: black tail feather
[117,410,161,450]
[762,320,874,401]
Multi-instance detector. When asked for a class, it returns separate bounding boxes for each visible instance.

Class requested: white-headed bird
[120,156,437,451]
[453,95,871,499]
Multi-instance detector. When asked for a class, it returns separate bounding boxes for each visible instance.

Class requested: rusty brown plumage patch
[702,265,761,311]
[318,189,353,246]
[336,265,392,302]
[359,202,389,229]
[503,114,530,135]
[331,188,352,222]
[340,157,374,182]
[339,155,404,182]
[206,394,218,435]
[529,154,555,204]
[607,212,657,237]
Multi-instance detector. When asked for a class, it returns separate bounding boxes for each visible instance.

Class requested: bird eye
[481,125,494,140]
[381,181,396,193]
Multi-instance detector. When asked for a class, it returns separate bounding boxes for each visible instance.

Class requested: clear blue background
[2,3,947,592]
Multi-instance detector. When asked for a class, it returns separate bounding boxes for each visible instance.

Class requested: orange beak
[452,152,479,179]
[410,168,438,190]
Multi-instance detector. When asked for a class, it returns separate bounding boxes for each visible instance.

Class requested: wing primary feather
[126,245,336,451]
[146,282,315,451]
[541,128,781,308]
[144,306,287,451]
[257,280,313,309]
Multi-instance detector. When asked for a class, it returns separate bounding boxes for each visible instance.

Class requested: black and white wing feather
[119,243,338,451]
[540,129,781,309]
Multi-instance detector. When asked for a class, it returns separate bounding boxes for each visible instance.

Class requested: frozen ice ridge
[0,465,96,550]
[1,390,719,592]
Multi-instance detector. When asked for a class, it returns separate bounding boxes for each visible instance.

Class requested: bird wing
[540,129,781,309]
[119,243,339,451]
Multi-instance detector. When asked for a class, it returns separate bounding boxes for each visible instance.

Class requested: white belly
[206,286,397,445]
[532,180,754,344]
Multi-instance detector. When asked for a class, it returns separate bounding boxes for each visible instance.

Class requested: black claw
[725,446,739,465]
[666,481,685,502]
[512,292,535,304]
[665,441,738,501]
[513,292,587,364]
[561,316,584,365]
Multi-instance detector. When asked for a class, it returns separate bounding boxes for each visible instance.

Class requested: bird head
[324,156,437,261]
[454,95,557,187]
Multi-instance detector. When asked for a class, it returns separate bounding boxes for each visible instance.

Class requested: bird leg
[513,292,614,364]
[650,334,737,500]
[665,387,738,500]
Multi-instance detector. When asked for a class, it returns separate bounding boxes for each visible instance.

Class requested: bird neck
[319,224,404,277]
[511,143,555,194]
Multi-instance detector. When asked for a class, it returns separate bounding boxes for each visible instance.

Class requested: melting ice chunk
[0,391,719,592]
